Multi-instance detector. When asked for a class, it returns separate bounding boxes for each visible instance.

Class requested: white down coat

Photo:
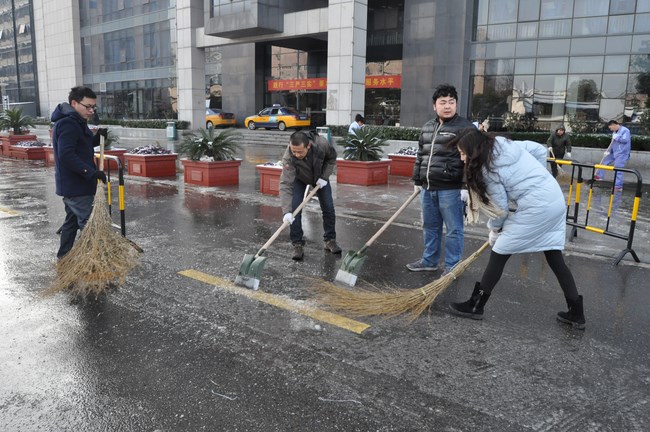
[485,137,566,255]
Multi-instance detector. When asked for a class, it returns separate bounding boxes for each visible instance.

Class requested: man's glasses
[78,102,98,111]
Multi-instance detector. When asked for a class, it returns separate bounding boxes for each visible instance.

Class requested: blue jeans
[419,188,465,270]
[290,180,336,245]
[57,195,94,258]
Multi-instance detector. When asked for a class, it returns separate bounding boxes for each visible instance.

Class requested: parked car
[244,104,310,131]
[205,108,236,128]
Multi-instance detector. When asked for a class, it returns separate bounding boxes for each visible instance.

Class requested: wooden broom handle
[361,188,420,250]
[99,134,105,171]
[256,184,322,256]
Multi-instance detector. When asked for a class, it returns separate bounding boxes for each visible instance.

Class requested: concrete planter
[43,146,55,166]
[181,159,241,186]
[0,134,38,156]
[8,145,46,160]
[387,154,416,177]
[256,164,282,195]
[125,153,178,177]
[336,159,391,186]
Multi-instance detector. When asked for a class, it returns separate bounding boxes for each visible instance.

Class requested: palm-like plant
[0,108,35,135]
[338,127,388,161]
[177,127,243,161]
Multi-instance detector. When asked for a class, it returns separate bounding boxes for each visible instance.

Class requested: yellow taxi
[205,108,236,128]
[244,104,311,131]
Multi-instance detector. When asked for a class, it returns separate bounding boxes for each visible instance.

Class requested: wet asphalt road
[1,147,649,432]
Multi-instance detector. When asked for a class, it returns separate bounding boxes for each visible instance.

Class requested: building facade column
[33,0,84,117]
[326,0,367,126]
[176,0,205,130]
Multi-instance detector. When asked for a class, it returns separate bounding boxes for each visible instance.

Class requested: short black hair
[607,120,619,126]
[289,130,311,147]
[68,86,97,104]
[432,84,458,102]
[556,126,565,132]
[355,114,365,123]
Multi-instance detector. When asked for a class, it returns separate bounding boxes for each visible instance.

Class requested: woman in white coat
[448,128,585,329]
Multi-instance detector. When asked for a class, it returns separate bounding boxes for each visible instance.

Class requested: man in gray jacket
[409,84,472,273]
[280,131,340,260]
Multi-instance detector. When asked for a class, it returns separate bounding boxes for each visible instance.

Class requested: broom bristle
[45,185,140,298]
[313,241,490,321]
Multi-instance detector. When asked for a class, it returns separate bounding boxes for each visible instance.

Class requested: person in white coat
[447,127,585,329]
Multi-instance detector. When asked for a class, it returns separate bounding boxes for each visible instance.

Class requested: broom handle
[358,188,420,254]
[99,134,105,172]
[255,184,322,257]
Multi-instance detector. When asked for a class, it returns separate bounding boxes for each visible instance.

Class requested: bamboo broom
[45,136,140,298]
[313,241,490,321]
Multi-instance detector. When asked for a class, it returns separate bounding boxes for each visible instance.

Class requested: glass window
[604,55,631,73]
[486,59,515,75]
[472,43,488,59]
[540,0,574,20]
[635,13,650,33]
[518,0,540,21]
[485,42,516,58]
[539,20,572,37]
[610,0,637,14]
[488,0,517,23]
[571,37,606,55]
[538,39,571,56]
[569,56,604,73]
[639,0,650,13]
[602,75,628,97]
[476,26,488,42]
[574,0,609,17]
[515,58,537,74]
[534,75,567,121]
[573,17,607,35]
[632,34,650,53]
[599,99,625,122]
[476,0,488,25]
[629,55,650,73]
[516,41,538,57]
[518,22,538,39]
[487,24,517,40]
[567,74,602,100]
[537,57,569,74]
[609,15,635,34]
[606,36,632,53]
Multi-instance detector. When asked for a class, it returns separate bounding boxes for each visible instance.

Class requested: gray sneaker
[324,239,342,254]
[292,244,304,261]
[406,260,438,272]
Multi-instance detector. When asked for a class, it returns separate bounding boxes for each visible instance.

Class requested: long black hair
[449,127,498,205]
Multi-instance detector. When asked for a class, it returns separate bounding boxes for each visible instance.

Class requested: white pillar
[326,0,367,126]
[176,0,205,130]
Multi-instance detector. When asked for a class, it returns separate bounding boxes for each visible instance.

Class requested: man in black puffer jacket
[52,86,106,259]
[409,84,472,274]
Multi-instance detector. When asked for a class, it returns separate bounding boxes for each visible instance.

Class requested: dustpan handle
[361,188,420,251]
[256,184,322,256]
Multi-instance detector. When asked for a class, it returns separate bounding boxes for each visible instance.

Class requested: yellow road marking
[0,206,20,216]
[179,269,371,335]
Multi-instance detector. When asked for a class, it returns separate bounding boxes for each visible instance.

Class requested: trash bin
[316,126,331,145]
[166,121,177,142]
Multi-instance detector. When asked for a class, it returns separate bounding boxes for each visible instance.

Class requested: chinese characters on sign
[267,75,401,92]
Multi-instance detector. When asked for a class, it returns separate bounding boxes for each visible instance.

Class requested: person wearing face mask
[279,130,340,261]
[408,84,472,274]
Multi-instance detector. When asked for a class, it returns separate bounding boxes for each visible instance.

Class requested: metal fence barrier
[549,157,642,265]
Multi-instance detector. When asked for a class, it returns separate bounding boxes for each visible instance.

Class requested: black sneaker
[406,260,438,272]
[324,239,342,254]
[292,244,304,261]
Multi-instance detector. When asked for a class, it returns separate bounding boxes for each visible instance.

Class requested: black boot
[557,295,585,330]
[449,282,491,320]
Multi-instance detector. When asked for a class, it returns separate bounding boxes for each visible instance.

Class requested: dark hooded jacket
[412,114,473,190]
[51,103,98,197]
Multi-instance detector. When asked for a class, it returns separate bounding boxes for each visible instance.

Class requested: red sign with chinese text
[267,75,401,91]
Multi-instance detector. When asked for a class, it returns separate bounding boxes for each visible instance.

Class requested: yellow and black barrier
[547,156,642,265]
[95,154,127,237]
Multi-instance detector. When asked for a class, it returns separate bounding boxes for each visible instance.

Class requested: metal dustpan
[335,188,420,287]
[235,184,321,290]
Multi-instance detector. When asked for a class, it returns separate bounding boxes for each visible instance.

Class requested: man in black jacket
[546,126,571,178]
[409,84,472,273]
[52,86,106,259]
[279,131,340,261]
